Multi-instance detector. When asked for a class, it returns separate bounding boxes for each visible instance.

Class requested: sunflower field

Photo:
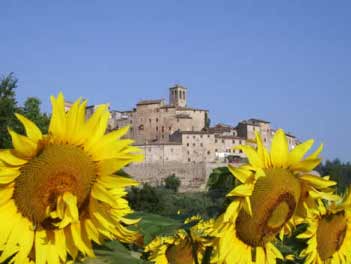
[0,89,350,263]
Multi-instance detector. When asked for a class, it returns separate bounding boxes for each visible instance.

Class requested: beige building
[113,84,208,144]
[64,85,300,190]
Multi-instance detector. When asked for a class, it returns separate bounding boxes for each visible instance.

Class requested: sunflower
[211,129,336,264]
[145,218,214,264]
[0,93,143,263]
[298,189,351,264]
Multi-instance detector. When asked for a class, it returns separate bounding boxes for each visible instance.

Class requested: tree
[164,174,181,192]
[206,167,236,215]
[0,73,18,148]
[20,97,50,134]
[0,73,50,148]
[317,159,351,193]
[204,112,211,129]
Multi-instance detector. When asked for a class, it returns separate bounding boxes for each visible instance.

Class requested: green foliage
[275,224,308,264]
[20,97,50,134]
[0,73,49,148]
[164,174,181,192]
[79,240,149,264]
[131,212,182,245]
[0,73,18,148]
[206,167,236,216]
[207,167,235,194]
[317,159,351,193]
[127,184,217,218]
[204,112,210,128]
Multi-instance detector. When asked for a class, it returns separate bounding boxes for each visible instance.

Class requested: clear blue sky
[1,1,350,162]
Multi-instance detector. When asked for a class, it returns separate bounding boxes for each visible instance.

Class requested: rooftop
[175,113,192,119]
[176,107,208,112]
[215,135,243,140]
[136,142,182,146]
[179,130,211,135]
[170,84,187,90]
[137,99,165,106]
[248,118,270,124]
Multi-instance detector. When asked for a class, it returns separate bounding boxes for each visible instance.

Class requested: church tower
[169,84,187,107]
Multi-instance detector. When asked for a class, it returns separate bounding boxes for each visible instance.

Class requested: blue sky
[1,1,350,162]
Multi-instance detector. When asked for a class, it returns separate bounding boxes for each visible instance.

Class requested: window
[200,135,203,138]
[187,151,190,154]
[170,148,173,152]
[239,150,243,153]
[215,149,218,152]
[207,151,210,155]
[162,126,164,132]
[186,136,189,139]
[222,139,224,143]
[169,126,171,131]
[193,143,195,147]
[232,140,235,144]
[193,135,195,139]
[187,143,189,147]
[156,126,158,131]
[129,120,132,124]
[200,143,203,147]
[188,158,191,162]
[149,118,151,123]
[207,135,210,138]
[156,118,158,122]
[138,124,144,130]
[161,135,164,139]
[215,139,218,143]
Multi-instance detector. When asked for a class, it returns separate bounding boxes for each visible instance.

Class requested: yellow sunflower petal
[299,174,336,189]
[289,158,321,172]
[255,132,271,168]
[65,98,83,143]
[8,129,37,158]
[0,150,27,165]
[288,139,314,167]
[236,145,264,168]
[15,113,43,143]
[49,92,66,140]
[270,129,289,168]
[0,168,20,184]
[228,164,253,183]
[91,183,118,207]
[306,143,323,160]
[226,183,254,197]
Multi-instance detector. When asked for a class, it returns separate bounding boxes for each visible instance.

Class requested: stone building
[64,84,299,191]
[113,84,208,145]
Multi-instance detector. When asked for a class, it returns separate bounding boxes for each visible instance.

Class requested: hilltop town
[65,84,298,191]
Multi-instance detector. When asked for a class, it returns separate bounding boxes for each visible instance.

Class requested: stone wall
[125,161,231,192]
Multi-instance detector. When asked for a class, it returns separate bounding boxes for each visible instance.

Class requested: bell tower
[169,84,187,107]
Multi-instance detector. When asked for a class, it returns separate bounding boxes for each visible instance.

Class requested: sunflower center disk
[14,144,96,227]
[166,241,194,264]
[235,168,301,247]
[316,212,347,260]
